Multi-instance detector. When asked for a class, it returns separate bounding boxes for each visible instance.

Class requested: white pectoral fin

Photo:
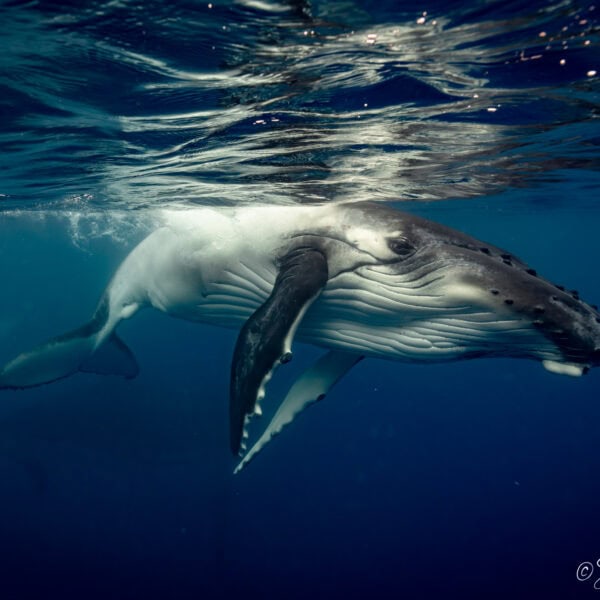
[234,351,363,474]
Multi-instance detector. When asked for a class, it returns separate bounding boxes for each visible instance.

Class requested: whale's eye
[388,238,415,256]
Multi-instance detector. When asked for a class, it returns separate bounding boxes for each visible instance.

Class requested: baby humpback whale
[1,202,599,471]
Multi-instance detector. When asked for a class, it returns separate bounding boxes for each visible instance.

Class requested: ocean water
[0,0,599,598]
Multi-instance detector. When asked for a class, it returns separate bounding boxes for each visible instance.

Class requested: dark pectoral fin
[230,247,328,455]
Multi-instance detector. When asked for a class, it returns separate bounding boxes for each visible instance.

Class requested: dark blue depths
[0,0,599,599]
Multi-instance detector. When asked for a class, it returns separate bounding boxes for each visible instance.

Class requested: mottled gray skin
[340,203,600,369]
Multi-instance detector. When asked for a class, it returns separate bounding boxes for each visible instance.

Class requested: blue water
[0,1,599,598]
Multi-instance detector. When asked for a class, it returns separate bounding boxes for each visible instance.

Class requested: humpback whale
[1,202,599,471]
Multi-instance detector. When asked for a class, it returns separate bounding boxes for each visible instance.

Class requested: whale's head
[311,203,600,375]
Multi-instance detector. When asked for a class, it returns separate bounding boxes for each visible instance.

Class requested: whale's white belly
[154,251,555,365]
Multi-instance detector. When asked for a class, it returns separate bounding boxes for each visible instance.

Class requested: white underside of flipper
[234,351,362,474]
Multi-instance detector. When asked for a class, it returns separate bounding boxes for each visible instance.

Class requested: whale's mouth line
[308,255,600,371]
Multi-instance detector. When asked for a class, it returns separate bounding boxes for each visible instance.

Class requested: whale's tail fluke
[0,328,138,390]
[0,294,139,390]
